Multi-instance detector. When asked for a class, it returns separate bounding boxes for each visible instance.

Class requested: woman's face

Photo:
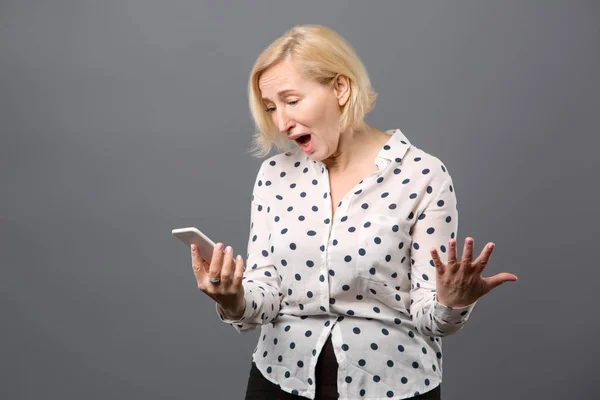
[258,57,350,161]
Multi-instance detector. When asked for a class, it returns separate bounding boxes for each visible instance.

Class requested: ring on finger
[208,277,221,284]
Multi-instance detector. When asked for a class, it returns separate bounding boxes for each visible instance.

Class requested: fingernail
[191,244,195,251]
[237,255,242,261]
[216,243,224,251]
[488,244,494,250]
[225,246,232,253]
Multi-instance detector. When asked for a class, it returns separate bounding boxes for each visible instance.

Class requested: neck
[322,126,389,174]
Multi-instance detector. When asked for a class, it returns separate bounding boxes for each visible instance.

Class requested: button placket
[320,165,333,313]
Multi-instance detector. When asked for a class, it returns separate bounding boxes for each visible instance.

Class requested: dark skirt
[244,334,441,399]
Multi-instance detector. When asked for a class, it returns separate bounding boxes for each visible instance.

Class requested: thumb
[190,245,210,272]
[483,273,518,291]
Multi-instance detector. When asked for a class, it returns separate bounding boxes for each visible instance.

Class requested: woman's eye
[264,100,299,113]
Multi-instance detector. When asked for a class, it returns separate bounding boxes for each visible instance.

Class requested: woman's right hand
[190,242,246,319]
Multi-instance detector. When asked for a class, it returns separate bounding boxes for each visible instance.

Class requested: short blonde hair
[247,24,378,158]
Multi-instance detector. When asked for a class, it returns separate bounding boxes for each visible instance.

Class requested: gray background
[2,1,599,399]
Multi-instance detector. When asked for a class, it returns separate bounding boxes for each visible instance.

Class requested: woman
[190,24,517,400]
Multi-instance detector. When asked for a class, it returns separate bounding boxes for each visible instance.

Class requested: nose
[276,109,294,134]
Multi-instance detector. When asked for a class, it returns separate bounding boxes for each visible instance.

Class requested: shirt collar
[307,128,412,171]
[375,128,412,169]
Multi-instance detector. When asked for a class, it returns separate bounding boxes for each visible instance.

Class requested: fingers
[447,238,458,272]
[447,237,474,274]
[220,245,235,282]
[192,242,244,313]
[232,254,244,289]
[429,247,446,275]
[207,242,240,287]
[208,242,225,282]
[473,242,495,273]
[191,244,206,285]
[461,237,474,267]
[431,238,494,276]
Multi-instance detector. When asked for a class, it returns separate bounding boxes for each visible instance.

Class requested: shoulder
[258,148,305,178]
[397,144,456,215]
[387,128,453,187]
[252,148,304,198]
[403,143,454,188]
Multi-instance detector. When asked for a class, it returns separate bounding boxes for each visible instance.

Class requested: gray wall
[2,1,599,399]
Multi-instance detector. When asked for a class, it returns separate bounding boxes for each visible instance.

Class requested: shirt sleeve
[408,171,478,337]
[215,161,282,333]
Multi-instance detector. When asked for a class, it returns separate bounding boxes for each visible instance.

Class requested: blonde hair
[246,24,378,158]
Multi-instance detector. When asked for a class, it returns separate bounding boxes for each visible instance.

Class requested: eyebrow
[261,89,297,102]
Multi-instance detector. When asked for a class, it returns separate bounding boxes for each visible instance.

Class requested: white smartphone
[171,226,216,262]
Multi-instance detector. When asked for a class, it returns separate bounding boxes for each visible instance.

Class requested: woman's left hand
[430,237,518,308]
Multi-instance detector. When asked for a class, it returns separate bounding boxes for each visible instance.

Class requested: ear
[332,73,351,107]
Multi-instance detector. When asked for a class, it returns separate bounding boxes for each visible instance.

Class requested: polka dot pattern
[216,129,477,399]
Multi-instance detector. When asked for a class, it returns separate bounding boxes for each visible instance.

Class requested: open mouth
[295,134,311,145]
[292,133,313,152]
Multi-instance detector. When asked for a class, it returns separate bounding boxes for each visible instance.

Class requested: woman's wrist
[218,292,246,320]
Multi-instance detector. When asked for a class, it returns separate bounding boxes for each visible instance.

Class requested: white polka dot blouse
[216,129,478,399]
